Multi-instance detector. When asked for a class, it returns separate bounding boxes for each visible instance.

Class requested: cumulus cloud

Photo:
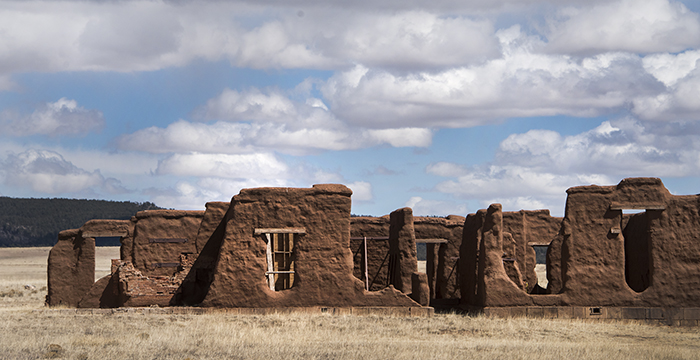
[0,98,104,137]
[0,149,126,194]
[0,3,501,75]
[321,29,664,128]
[633,50,700,121]
[155,152,289,179]
[546,0,700,55]
[427,117,700,215]
[118,87,432,155]
[347,181,373,202]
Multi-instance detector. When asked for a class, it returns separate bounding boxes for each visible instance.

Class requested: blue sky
[1,0,700,217]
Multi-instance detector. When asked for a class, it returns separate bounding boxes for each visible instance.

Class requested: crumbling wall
[459,210,484,305]
[414,215,464,301]
[47,229,95,307]
[502,210,561,293]
[463,177,700,309]
[556,177,700,307]
[200,185,418,308]
[389,208,417,293]
[350,216,390,291]
[175,202,230,306]
[131,210,204,277]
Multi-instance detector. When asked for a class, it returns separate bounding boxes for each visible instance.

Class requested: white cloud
[0,3,501,75]
[321,33,663,128]
[143,182,218,210]
[428,116,700,215]
[155,152,289,179]
[347,181,373,202]
[546,0,700,55]
[0,149,126,194]
[118,87,433,155]
[633,53,700,121]
[0,98,104,137]
[425,162,468,177]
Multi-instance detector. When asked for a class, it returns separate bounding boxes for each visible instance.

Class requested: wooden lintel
[416,238,449,244]
[528,242,552,247]
[265,271,296,275]
[255,228,306,235]
[82,232,128,238]
[350,236,390,240]
[609,202,665,211]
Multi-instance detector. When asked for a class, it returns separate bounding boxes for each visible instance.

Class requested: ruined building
[47,185,429,312]
[47,178,700,323]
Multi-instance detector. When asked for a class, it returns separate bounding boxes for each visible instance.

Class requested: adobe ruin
[47,178,700,323]
[48,184,426,311]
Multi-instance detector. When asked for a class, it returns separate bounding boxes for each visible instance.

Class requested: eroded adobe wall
[474,205,535,307]
[200,185,418,308]
[175,202,230,306]
[502,210,561,292]
[47,229,95,307]
[389,208,418,293]
[131,210,204,277]
[558,177,700,307]
[350,216,391,291]
[459,210,484,305]
[414,215,464,300]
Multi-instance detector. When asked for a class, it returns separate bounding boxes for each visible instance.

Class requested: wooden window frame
[255,228,305,291]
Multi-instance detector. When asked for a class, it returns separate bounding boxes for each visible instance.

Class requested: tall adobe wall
[200,185,417,308]
[556,177,700,307]
[461,178,700,309]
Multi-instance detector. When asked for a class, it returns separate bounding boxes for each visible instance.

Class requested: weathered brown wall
[557,177,700,307]
[131,210,204,277]
[389,208,417,293]
[350,216,390,291]
[200,185,418,308]
[47,229,95,307]
[175,202,230,306]
[414,215,464,301]
[459,210,484,305]
[462,178,700,309]
[502,210,561,292]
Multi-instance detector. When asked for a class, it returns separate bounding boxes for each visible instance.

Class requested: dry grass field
[1,247,699,359]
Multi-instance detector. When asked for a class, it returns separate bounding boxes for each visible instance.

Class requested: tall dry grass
[0,247,698,359]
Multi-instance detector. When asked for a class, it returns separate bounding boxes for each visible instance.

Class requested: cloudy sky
[1,0,700,216]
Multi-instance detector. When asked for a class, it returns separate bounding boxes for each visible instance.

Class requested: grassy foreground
[1,248,699,359]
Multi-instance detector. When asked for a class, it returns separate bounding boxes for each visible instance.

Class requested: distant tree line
[0,197,163,247]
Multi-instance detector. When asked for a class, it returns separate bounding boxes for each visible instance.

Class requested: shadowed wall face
[47,229,95,307]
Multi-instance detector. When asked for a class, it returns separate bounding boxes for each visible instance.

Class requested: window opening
[255,228,304,291]
[272,233,294,290]
[531,245,549,290]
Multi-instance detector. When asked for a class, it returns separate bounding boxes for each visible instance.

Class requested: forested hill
[0,197,162,247]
